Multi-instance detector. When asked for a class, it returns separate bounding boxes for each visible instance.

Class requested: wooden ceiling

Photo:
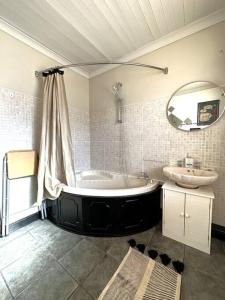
[0,0,225,78]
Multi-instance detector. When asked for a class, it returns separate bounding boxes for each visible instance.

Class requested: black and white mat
[98,248,181,300]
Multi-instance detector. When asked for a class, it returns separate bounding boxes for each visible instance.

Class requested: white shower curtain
[37,71,75,205]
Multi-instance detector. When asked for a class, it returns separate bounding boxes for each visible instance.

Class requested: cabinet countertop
[162,181,215,199]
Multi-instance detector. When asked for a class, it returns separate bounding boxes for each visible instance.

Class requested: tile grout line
[2,250,59,298]
[57,258,80,283]
[0,231,42,272]
[0,247,33,274]
[0,226,33,249]
[59,238,107,297]
[1,224,78,299]
[11,254,76,299]
[1,270,15,299]
[79,282,96,300]
[64,282,81,300]
[56,238,86,281]
[79,257,108,300]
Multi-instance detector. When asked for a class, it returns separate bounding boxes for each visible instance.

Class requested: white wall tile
[90,97,225,226]
[0,86,90,223]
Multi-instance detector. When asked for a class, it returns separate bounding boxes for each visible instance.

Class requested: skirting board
[211,223,225,241]
[8,212,40,234]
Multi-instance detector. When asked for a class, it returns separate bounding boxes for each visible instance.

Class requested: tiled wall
[1,84,224,225]
[90,97,225,226]
[0,87,42,222]
[69,104,90,171]
[0,86,90,222]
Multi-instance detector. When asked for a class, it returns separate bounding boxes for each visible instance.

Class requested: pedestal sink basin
[163,166,218,189]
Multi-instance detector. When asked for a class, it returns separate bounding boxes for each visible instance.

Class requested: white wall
[90,21,225,227]
[0,30,90,223]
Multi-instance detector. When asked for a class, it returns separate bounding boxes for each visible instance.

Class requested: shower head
[112,82,123,100]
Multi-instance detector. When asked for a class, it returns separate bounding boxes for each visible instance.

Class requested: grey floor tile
[211,238,225,255]
[0,228,28,248]
[59,239,105,284]
[1,219,224,300]
[85,236,114,252]
[29,220,61,241]
[83,255,119,299]
[130,227,156,245]
[103,227,155,260]
[23,219,44,231]
[181,267,225,300]
[15,262,77,300]
[2,247,56,297]
[107,238,130,262]
[0,273,12,300]
[0,220,43,249]
[0,233,38,270]
[149,228,185,261]
[38,229,82,260]
[184,244,225,279]
[68,286,94,300]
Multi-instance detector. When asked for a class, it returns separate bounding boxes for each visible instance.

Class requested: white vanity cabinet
[162,181,214,254]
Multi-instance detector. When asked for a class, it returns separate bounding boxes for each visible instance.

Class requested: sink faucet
[184,154,194,168]
[194,161,201,169]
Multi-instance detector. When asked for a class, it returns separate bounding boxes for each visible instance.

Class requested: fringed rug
[98,248,181,300]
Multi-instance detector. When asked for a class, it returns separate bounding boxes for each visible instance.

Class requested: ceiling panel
[183,0,195,24]
[160,0,185,31]
[148,0,169,35]
[0,0,225,76]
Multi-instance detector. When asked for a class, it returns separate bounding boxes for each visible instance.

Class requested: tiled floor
[0,219,225,300]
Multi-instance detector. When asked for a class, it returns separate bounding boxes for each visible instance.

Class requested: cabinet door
[163,190,185,243]
[185,194,211,253]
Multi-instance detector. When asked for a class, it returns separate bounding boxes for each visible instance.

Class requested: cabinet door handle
[180,212,184,217]
[185,213,190,218]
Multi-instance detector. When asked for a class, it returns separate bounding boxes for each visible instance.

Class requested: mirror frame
[167,80,225,132]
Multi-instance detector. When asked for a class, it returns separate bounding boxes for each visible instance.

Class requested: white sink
[163,166,218,189]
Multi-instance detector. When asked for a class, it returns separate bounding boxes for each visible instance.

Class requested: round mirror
[167,81,225,131]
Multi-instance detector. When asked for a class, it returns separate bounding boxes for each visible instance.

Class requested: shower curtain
[37,71,75,205]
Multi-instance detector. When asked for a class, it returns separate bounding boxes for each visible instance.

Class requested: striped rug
[98,248,181,300]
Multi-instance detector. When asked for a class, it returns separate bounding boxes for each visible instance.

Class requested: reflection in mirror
[167,81,225,131]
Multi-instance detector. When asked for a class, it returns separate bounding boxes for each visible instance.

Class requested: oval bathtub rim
[62,179,160,197]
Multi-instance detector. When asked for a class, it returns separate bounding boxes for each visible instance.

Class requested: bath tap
[137,172,150,183]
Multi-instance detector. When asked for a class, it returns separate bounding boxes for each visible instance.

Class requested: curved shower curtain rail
[35,62,168,77]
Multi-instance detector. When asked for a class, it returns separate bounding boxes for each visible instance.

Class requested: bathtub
[47,170,161,236]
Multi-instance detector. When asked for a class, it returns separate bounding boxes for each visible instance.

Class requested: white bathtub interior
[63,170,159,197]
[76,170,148,189]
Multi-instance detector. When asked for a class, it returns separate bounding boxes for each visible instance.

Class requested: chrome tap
[136,172,150,182]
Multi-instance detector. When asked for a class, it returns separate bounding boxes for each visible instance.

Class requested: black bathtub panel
[85,200,114,232]
[119,198,144,230]
[46,186,161,236]
[58,193,83,231]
